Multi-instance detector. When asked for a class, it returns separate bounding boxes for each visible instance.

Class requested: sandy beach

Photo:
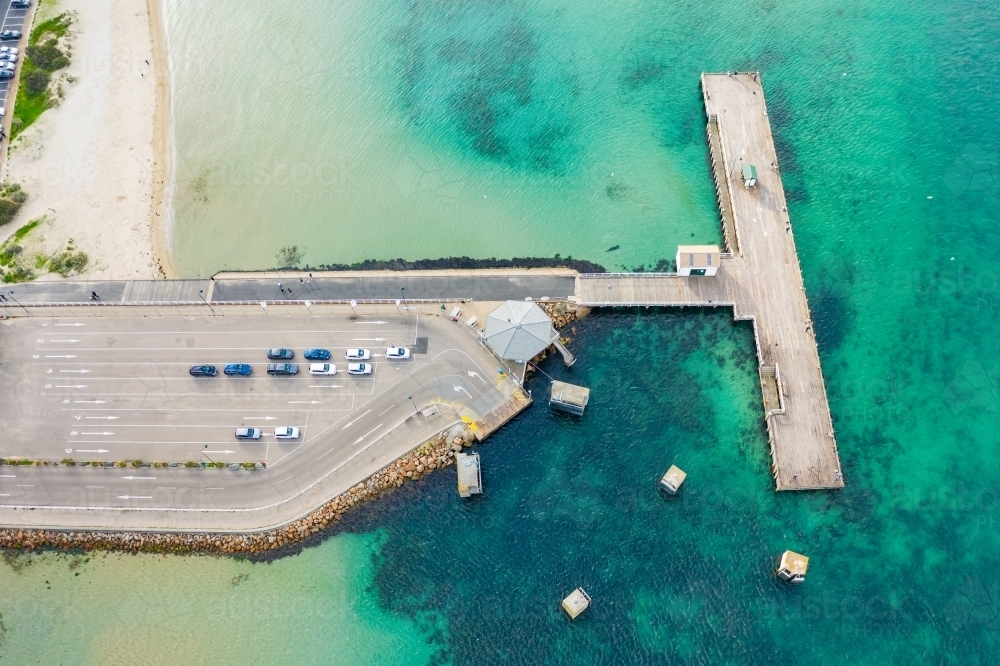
[1,0,172,280]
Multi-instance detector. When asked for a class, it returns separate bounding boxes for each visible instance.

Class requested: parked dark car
[11,0,30,9]
[266,348,294,360]
[0,31,22,41]
[303,348,330,361]
[266,363,298,376]
[189,365,218,377]
[224,363,252,376]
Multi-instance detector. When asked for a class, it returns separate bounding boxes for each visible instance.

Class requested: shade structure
[484,301,555,361]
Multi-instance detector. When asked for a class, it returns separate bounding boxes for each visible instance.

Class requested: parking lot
[0,0,30,123]
[0,308,511,530]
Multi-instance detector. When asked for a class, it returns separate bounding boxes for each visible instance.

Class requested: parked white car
[0,53,17,63]
[385,347,411,360]
[274,427,300,440]
[345,348,371,361]
[347,362,372,375]
[309,363,337,376]
[0,47,19,55]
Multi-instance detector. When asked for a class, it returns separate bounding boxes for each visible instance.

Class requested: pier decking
[577,73,842,491]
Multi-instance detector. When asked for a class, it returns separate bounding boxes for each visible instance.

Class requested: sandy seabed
[2,0,170,280]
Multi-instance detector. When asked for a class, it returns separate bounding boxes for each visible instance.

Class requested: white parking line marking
[378,405,395,416]
[205,487,224,491]
[275,476,294,484]
[122,476,155,480]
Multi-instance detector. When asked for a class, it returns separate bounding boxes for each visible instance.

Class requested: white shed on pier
[676,245,721,277]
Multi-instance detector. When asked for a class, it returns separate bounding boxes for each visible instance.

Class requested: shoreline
[147,0,175,278]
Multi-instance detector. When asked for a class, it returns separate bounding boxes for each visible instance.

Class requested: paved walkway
[1,271,576,305]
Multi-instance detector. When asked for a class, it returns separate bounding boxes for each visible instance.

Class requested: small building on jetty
[675,245,721,277]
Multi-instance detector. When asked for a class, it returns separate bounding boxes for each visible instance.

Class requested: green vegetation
[0,218,89,282]
[0,217,90,282]
[11,12,73,139]
[275,245,304,267]
[0,183,28,226]
[46,243,89,276]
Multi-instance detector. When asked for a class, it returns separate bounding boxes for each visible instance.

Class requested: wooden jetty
[549,380,590,415]
[456,451,482,498]
[575,72,843,491]
[561,588,591,619]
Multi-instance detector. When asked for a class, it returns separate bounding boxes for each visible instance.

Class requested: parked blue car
[303,348,331,361]
[224,363,252,376]
[189,365,217,377]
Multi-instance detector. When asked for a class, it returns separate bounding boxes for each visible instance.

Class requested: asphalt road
[0,312,509,531]
[2,273,578,304]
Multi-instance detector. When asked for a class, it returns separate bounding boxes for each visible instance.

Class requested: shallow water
[2,0,999,662]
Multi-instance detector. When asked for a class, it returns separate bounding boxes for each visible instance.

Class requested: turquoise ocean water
[2,0,999,663]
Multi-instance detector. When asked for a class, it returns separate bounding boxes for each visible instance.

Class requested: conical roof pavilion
[483,301,555,361]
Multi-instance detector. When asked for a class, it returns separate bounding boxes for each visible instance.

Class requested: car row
[265,347,393,361]
[190,362,373,376]
[189,363,252,376]
[235,427,300,440]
